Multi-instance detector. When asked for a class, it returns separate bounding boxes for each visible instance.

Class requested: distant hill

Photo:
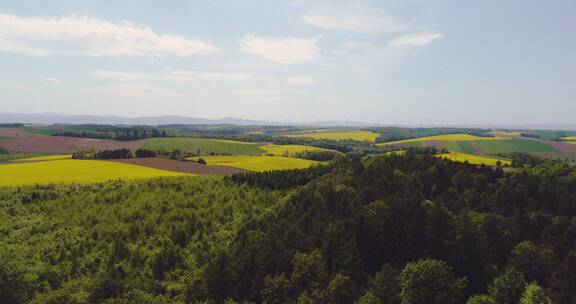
[1,113,576,130]
[0,113,265,126]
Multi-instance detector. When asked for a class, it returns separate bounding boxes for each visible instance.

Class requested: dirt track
[111,158,244,175]
[0,128,147,154]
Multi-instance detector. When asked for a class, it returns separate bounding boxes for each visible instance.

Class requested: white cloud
[91,70,155,82]
[390,32,444,48]
[0,82,27,90]
[229,89,280,96]
[302,3,407,33]
[240,36,318,64]
[92,70,251,83]
[41,78,61,85]
[0,14,218,57]
[199,73,251,82]
[284,77,316,85]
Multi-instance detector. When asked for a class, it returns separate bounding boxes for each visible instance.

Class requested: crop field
[284,130,379,142]
[0,159,186,187]
[186,155,319,172]
[112,158,243,175]
[260,144,338,156]
[438,152,511,166]
[0,128,146,154]
[9,154,71,162]
[378,134,509,146]
[562,137,576,141]
[486,131,522,138]
[472,139,558,154]
[0,154,40,162]
[142,138,264,155]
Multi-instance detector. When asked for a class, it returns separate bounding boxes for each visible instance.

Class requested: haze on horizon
[0,0,575,125]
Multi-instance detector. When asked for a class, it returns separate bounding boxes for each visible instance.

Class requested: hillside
[1,153,574,303]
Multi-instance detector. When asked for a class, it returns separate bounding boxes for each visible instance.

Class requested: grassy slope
[0,154,40,162]
[23,127,55,136]
[187,155,319,172]
[438,152,511,166]
[142,138,264,155]
[457,141,476,153]
[260,144,338,156]
[284,130,379,142]
[378,134,509,146]
[9,154,71,162]
[473,139,558,154]
[0,160,186,187]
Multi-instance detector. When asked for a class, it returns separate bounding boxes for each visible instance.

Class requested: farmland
[472,139,558,154]
[142,138,264,155]
[0,128,146,154]
[9,154,71,162]
[378,133,509,146]
[563,136,576,141]
[438,152,511,166]
[112,158,243,175]
[0,154,39,162]
[186,155,319,172]
[284,130,379,142]
[0,159,186,187]
[486,131,522,138]
[260,144,338,156]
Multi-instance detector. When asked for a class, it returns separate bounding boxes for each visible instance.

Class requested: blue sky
[0,0,575,124]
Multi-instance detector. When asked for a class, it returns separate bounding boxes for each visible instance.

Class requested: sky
[0,0,575,125]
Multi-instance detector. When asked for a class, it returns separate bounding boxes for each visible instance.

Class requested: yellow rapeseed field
[437,152,511,166]
[260,144,338,157]
[0,159,186,187]
[187,155,319,172]
[284,130,379,142]
[378,134,510,146]
[562,137,576,141]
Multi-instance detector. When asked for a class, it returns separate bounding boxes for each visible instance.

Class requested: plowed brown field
[111,158,244,175]
[0,128,146,154]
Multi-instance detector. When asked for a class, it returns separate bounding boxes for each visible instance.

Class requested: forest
[1,151,575,303]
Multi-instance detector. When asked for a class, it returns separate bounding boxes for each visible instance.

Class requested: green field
[0,159,186,187]
[284,130,379,142]
[260,144,338,156]
[438,152,511,166]
[9,154,71,162]
[378,134,509,146]
[0,154,40,162]
[187,155,319,172]
[142,138,264,155]
[473,139,558,154]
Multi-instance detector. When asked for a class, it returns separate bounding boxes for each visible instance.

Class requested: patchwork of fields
[3,126,576,187]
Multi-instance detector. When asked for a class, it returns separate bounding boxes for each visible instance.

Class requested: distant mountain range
[0,113,575,130]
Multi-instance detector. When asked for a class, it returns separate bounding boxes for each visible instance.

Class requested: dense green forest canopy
[1,152,575,303]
